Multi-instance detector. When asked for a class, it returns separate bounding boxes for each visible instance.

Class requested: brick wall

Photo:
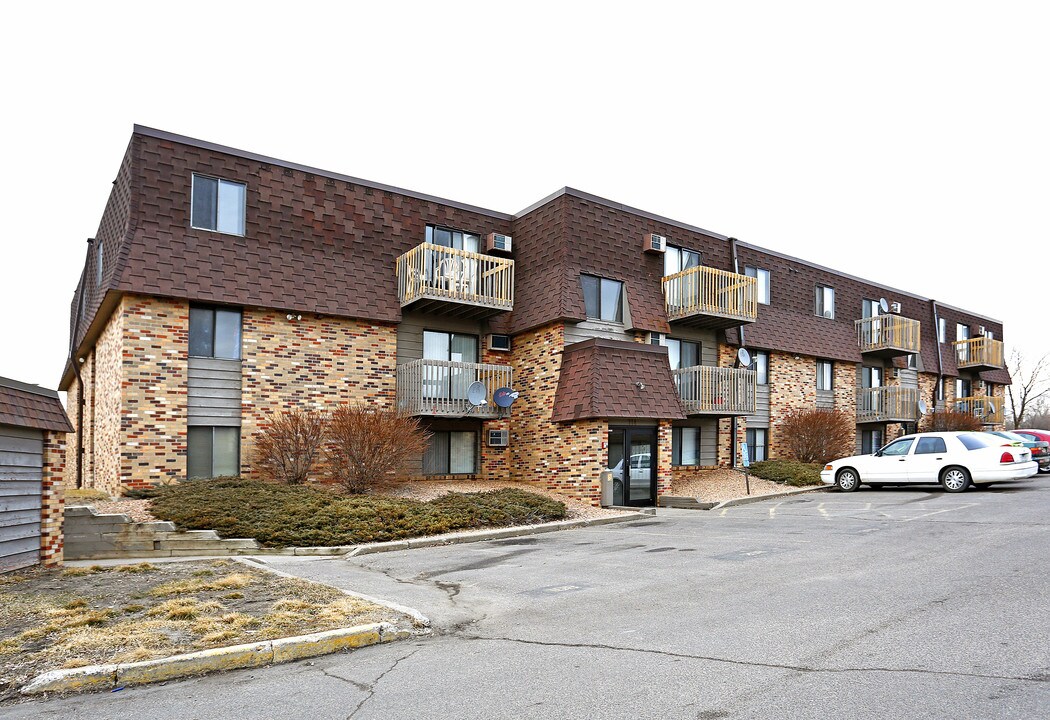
[41,432,66,567]
[509,322,606,505]
[767,352,816,458]
[239,309,398,477]
[93,303,124,494]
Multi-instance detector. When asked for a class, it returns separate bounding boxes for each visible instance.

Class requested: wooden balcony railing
[954,396,1004,425]
[396,359,512,418]
[663,266,758,328]
[856,315,921,357]
[856,386,920,424]
[396,244,514,315]
[953,337,1004,370]
[671,366,756,416]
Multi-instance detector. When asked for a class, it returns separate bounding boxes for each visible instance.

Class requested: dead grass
[0,561,408,697]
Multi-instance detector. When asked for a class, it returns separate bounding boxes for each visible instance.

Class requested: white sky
[1,1,1047,390]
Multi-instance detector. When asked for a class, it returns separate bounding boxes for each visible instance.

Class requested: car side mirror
[873,451,883,457]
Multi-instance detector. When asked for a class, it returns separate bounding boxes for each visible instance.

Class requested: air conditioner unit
[487,429,509,447]
[890,302,902,314]
[976,380,985,392]
[646,332,666,346]
[488,334,511,352]
[645,233,667,253]
[486,233,513,253]
[978,325,986,336]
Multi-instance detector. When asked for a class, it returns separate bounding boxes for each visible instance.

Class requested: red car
[1014,429,1050,473]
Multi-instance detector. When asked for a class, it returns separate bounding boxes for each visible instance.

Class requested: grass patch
[65,488,111,503]
[145,480,568,547]
[749,459,824,487]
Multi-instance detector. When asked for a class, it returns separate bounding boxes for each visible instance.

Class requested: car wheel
[940,467,971,493]
[835,468,861,492]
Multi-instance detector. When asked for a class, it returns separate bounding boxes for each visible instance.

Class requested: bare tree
[326,404,430,493]
[779,408,854,464]
[923,409,983,432]
[252,408,328,484]
[1006,350,1050,428]
[1018,398,1050,431]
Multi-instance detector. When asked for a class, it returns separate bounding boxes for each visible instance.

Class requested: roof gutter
[729,237,743,469]
[67,258,89,489]
[931,299,944,409]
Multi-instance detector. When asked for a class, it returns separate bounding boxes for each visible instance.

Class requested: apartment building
[60,127,1010,506]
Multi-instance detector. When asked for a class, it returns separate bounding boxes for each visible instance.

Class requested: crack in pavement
[317,667,371,693]
[345,648,420,719]
[456,634,1049,684]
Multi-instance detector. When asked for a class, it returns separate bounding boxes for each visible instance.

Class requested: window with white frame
[956,378,972,399]
[815,286,835,319]
[423,431,477,474]
[745,428,767,463]
[957,323,970,342]
[191,175,246,236]
[861,428,883,455]
[580,275,624,323]
[672,426,700,466]
[817,360,833,390]
[664,246,701,276]
[748,350,769,385]
[96,241,104,287]
[938,317,947,343]
[189,306,242,360]
[744,266,770,304]
[187,426,240,479]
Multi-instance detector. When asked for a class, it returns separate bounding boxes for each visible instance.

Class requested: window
[915,436,948,455]
[191,175,246,235]
[672,427,700,466]
[957,323,970,342]
[958,433,997,451]
[423,331,478,401]
[96,241,104,286]
[664,246,700,276]
[745,428,767,463]
[815,286,835,319]
[861,366,882,388]
[187,426,240,478]
[881,438,914,456]
[189,306,242,360]
[861,428,883,454]
[580,275,624,323]
[662,338,700,370]
[748,350,769,385]
[938,317,947,343]
[423,431,476,474]
[816,360,833,390]
[986,330,995,341]
[425,225,480,252]
[861,298,880,319]
[906,354,917,369]
[956,378,972,399]
[744,267,770,305]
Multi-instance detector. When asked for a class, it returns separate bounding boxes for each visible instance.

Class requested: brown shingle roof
[552,339,686,422]
[0,377,73,433]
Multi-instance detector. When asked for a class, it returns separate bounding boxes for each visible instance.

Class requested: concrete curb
[711,485,829,510]
[20,622,407,696]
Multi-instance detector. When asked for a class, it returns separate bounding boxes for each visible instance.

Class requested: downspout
[729,238,743,469]
[68,249,90,489]
[931,300,944,411]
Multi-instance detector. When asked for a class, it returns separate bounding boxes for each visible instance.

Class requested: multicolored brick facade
[41,433,66,567]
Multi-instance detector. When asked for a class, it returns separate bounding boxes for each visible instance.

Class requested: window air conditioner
[486,233,513,253]
[488,429,509,447]
[645,233,667,253]
[488,334,512,352]
[890,302,902,314]
[978,326,986,336]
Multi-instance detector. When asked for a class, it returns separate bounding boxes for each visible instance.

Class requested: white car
[821,431,1038,493]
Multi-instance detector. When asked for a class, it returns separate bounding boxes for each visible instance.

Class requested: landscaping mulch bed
[670,467,820,502]
[0,560,409,698]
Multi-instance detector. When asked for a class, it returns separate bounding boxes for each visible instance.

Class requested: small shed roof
[0,377,74,433]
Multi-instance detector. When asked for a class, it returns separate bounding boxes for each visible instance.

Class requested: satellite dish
[737,348,752,367]
[466,382,487,407]
[493,387,519,408]
[917,399,928,415]
[879,297,889,314]
[985,400,996,413]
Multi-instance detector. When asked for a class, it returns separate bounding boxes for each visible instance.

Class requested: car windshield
[958,433,999,450]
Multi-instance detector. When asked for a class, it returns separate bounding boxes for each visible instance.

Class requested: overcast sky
[1,1,1047,391]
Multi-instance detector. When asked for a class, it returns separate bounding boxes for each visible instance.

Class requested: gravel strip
[75,499,157,523]
[670,468,810,503]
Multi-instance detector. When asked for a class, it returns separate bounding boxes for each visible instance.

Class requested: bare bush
[923,409,984,432]
[252,408,327,484]
[326,405,430,493]
[779,408,854,464]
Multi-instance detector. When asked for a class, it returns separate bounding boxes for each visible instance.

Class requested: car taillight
[1000,452,1015,463]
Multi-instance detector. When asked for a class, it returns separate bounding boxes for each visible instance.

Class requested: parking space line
[899,503,978,522]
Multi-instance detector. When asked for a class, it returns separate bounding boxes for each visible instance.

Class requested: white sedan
[821,431,1038,493]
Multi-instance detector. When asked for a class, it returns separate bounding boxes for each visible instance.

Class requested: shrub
[147,480,568,547]
[252,408,327,484]
[923,409,983,432]
[326,405,430,493]
[778,408,855,464]
[748,459,823,487]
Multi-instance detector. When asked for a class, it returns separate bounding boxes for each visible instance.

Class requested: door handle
[898,459,906,462]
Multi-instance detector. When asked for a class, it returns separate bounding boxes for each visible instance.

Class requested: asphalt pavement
[5,478,1049,719]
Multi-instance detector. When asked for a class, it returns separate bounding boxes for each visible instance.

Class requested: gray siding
[188,358,242,427]
[564,319,634,346]
[0,425,42,572]
[396,312,492,364]
[816,389,835,410]
[746,385,771,428]
[670,418,719,466]
[899,367,919,389]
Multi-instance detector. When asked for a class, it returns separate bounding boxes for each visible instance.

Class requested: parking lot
[6,479,1049,719]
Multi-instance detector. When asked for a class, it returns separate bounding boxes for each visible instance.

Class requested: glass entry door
[607,427,657,506]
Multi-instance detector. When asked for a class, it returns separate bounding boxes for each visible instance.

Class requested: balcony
[856,386,920,424]
[855,315,921,358]
[953,337,1004,371]
[396,243,514,319]
[954,396,1004,426]
[663,266,758,329]
[396,359,512,418]
[672,366,756,416]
